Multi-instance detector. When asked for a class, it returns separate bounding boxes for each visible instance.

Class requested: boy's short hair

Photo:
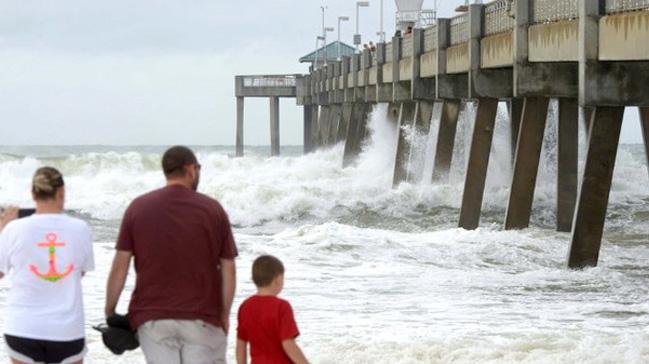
[252,255,285,287]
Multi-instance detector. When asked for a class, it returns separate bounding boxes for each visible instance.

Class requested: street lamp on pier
[354,1,370,52]
[337,16,350,60]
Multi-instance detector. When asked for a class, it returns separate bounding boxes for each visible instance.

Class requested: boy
[236,255,309,364]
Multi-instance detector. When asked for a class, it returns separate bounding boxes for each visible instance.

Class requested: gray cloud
[0,0,644,145]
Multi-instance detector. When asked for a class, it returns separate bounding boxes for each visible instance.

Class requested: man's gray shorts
[137,319,227,364]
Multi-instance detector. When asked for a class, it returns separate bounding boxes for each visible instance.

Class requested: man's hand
[105,250,133,317]
[0,206,18,233]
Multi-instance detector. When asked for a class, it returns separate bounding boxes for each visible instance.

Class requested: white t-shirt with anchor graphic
[0,213,94,341]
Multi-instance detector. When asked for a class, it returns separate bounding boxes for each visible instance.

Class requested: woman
[0,167,94,364]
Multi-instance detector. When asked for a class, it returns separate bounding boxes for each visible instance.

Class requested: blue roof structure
[299,41,357,63]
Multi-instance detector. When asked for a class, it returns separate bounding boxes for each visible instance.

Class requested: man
[0,167,94,364]
[105,146,237,364]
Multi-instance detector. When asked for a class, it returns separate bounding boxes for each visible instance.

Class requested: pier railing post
[431,99,461,183]
[236,96,244,157]
[557,98,579,232]
[435,18,450,99]
[504,97,549,230]
[458,98,498,230]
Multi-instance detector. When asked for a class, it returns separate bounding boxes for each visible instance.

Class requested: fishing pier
[235,0,649,269]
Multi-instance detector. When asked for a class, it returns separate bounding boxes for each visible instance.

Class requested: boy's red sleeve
[237,305,249,341]
[279,300,300,341]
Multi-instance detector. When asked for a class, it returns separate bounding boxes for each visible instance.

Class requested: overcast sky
[0,0,644,145]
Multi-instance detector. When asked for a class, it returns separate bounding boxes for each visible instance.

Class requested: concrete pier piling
[393,102,416,187]
[557,98,579,232]
[431,100,461,184]
[343,103,370,168]
[236,96,244,157]
[317,106,330,147]
[568,107,625,268]
[458,98,498,230]
[303,105,313,154]
[504,97,550,230]
[270,96,280,156]
[641,107,649,176]
[337,104,353,143]
[407,101,434,183]
[328,105,342,145]
[508,99,524,163]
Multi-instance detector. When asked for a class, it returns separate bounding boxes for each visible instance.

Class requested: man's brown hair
[161,146,197,178]
[32,167,65,201]
[252,255,285,287]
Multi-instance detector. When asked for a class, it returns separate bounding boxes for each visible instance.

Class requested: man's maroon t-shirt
[237,295,300,364]
[116,184,238,329]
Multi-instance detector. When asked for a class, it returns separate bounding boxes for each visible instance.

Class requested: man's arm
[282,338,309,364]
[220,258,236,333]
[236,339,248,364]
[105,250,133,317]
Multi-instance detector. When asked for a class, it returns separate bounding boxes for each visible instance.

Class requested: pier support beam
[303,105,313,154]
[270,96,280,156]
[343,103,369,168]
[504,97,549,230]
[407,101,434,183]
[640,107,649,177]
[393,102,416,188]
[567,106,624,269]
[458,98,498,230]
[337,104,353,144]
[316,106,330,148]
[509,98,524,163]
[236,96,244,157]
[328,105,342,145]
[431,100,461,183]
[557,98,579,232]
[582,106,594,134]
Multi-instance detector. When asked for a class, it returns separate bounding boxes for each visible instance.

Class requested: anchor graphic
[30,233,74,283]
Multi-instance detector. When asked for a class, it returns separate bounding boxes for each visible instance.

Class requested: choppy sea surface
[0,102,648,363]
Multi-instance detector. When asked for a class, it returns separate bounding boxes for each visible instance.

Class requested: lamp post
[324,26,334,64]
[337,16,350,60]
[354,1,370,52]
[315,35,325,69]
[379,0,384,43]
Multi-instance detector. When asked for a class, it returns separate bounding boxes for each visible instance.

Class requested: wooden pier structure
[236,0,649,269]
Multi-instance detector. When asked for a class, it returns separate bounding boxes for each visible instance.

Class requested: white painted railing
[606,0,649,13]
[450,14,469,45]
[485,0,515,35]
[532,0,578,23]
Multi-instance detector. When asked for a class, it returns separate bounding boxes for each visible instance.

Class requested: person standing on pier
[105,145,238,364]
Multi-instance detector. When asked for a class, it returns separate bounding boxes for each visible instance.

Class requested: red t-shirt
[116,184,238,329]
[237,295,300,364]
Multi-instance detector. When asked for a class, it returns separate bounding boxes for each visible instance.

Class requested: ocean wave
[0,104,646,228]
